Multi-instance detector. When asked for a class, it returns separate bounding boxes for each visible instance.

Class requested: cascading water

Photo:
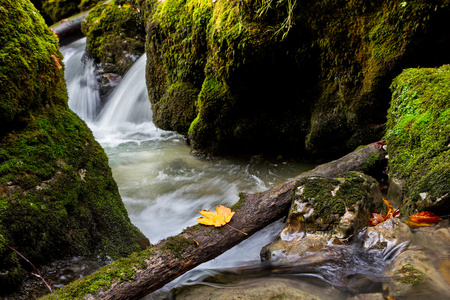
[61,38,101,123]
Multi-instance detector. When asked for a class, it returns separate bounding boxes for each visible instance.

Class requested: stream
[59,38,318,298]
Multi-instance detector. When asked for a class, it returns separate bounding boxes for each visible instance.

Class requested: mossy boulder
[0,0,145,295]
[261,171,383,262]
[81,0,146,75]
[145,0,450,158]
[386,65,450,214]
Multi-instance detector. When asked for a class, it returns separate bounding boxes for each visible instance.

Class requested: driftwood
[50,13,87,46]
[47,143,385,300]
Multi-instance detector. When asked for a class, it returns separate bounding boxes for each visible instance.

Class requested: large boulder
[386,65,450,214]
[261,171,383,262]
[145,0,450,158]
[0,0,146,295]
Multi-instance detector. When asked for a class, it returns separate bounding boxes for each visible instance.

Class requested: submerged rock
[0,0,146,295]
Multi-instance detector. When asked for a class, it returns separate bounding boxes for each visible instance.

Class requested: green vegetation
[386,65,450,213]
[39,247,154,299]
[291,172,382,233]
[145,0,450,157]
[0,0,145,294]
[395,263,426,286]
[81,0,146,75]
[161,236,196,260]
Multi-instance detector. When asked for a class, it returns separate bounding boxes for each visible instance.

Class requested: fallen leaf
[51,54,62,69]
[196,205,247,235]
[404,220,433,228]
[409,211,442,224]
[368,211,385,226]
[196,205,235,227]
[368,198,408,226]
[123,4,132,8]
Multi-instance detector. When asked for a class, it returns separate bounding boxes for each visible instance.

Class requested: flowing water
[59,38,321,298]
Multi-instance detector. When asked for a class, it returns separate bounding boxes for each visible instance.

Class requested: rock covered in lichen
[261,172,383,262]
[0,0,145,295]
[145,0,450,158]
[386,65,450,214]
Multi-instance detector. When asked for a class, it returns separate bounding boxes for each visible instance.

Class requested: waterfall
[62,38,101,123]
[95,54,152,128]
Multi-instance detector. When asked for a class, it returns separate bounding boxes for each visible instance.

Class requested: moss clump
[39,247,154,299]
[1,0,145,295]
[81,0,146,75]
[291,172,382,232]
[231,192,248,211]
[144,0,450,158]
[395,263,425,286]
[386,65,450,213]
[161,236,196,260]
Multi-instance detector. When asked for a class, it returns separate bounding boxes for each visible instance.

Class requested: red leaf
[409,211,442,224]
[368,212,385,226]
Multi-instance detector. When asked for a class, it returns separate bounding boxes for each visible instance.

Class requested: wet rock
[171,277,339,300]
[262,172,383,262]
[383,220,450,299]
[363,218,412,252]
[386,66,450,214]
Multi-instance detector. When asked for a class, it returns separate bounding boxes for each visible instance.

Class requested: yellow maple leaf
[196,205,246,235]
[196,205,235,227]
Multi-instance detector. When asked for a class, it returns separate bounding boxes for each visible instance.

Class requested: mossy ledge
[145,0,450,158]
[386,65,450,214]
[0,0,145,295]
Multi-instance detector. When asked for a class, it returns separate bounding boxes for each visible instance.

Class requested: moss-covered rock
[0,0,145,295]
[81,0,146,75]
[261,171,383,262]
[145,0,450,158]
[386,65,450,214]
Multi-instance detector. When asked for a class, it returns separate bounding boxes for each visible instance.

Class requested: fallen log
[41,142,386,300]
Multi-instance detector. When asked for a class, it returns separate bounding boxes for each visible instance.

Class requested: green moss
[292,172,381,231]
[145,0,449,157]
[386,65,450,213]
[39,247,153,299]
[395,263,425,286]
[161,236,196,260]
[231,192,248,211]
[1,0,145,294]
[81,0,145,74]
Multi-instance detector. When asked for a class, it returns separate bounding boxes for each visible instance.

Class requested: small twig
[0,239,58,300]
[226,224,247,235]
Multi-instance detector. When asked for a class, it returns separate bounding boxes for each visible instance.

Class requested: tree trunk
[49,143,386,300]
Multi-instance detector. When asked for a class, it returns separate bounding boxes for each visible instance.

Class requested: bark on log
[46,143,385,300]
[50,13,87,46]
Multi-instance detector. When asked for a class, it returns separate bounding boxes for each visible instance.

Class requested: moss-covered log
[40,142,385,299]
[0,0,146,295]
[145,0,450,158]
